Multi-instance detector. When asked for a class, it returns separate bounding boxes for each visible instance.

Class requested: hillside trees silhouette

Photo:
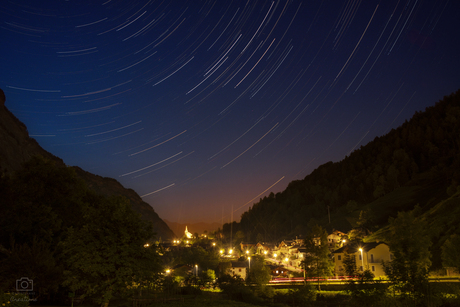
[234,89,460,242]
[62,195,160,307]
[0,156,160,305]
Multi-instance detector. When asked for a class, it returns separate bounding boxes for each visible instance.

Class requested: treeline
[226,89,460,242]
[0,156,160,306]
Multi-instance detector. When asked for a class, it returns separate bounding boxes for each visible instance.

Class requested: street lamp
[248,256,251,270]
[264,250,267,256]
[195,264,198,277]
[229,249,233,255]
[359,248,364,271]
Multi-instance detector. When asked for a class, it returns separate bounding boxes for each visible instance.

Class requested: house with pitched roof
[327,230,347,251]
[256,242,275,255]
[332,242,392,278]
[267,264,288,277]
[228,261,249,280]
[277,240,295,256]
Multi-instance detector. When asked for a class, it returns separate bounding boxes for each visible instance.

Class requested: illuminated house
[332,242,392,278]
[228,261,249,280]
[327,230,347,251]
[256,242,275,255]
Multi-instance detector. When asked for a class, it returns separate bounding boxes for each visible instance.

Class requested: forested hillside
[0,89,174,240]
[225,90,460,243]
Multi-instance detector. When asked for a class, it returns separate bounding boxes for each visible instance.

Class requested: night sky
[1,0,459,225]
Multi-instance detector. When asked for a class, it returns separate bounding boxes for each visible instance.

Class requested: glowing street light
[229,249,233,255]
[264,250,267,256]
[195,264,198,277]
[359,248,364,271]
[248,256,251,270]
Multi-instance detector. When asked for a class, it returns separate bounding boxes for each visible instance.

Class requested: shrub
[179,286,201,296]
[274,285,316,306]
[0,292,30,307]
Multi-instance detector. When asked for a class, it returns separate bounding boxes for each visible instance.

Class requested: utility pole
[230,205,233,251]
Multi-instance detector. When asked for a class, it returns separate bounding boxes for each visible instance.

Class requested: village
[159,227,394,282]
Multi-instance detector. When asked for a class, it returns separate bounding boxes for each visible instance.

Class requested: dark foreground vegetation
[4,282,460,307]
[0,157,161,307]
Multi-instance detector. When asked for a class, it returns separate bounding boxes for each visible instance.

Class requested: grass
[145,295,260,307]
[36,293,261,307]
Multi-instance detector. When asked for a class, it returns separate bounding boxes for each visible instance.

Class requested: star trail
[1,0,459,224]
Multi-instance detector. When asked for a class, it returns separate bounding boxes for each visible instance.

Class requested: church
[184,226,193,239]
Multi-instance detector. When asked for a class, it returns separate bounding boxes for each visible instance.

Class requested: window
[359,254,362,260]
[372,266,375,272]
[360,266,363,271]
[370,254,374,262]
[338,255,342,261]
[239,268,241,272]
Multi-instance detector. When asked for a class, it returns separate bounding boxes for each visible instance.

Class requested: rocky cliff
[0,89,175,240]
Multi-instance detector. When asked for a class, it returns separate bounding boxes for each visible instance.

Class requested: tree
[342,252,358,294]
[441,233,460,273]
[346,200,358,213]
[343,251,383,303]
[61,195,160,307]
[0,156,86,248]
[354,209,376,235]
[301,225,334,290]
[0,238,62,297]
[0,156,162,304]
[199,269,216,288]
[0,156,87,297]
[247,255,270,286]
[382,207,431,301]
[174,246,220,273]
[246,255,272,300]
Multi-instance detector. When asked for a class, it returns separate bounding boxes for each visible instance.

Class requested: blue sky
[1,0,459,223]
